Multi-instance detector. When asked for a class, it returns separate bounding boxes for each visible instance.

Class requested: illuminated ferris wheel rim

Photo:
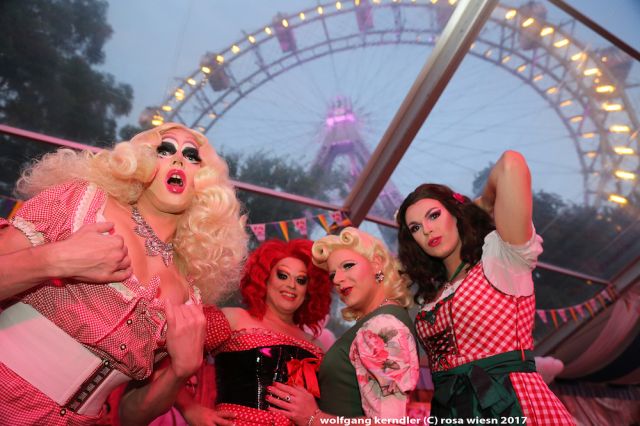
[148,0,638,206]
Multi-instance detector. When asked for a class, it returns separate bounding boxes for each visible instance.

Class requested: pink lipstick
[428,236,442,248]
[165,169,186,194]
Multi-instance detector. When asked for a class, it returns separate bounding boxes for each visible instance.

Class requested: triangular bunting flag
[249,223,266,242]
[315,214,330,233]
[575,305,585,318]
[0,196,19,219]
[557,309,567,323]
[537,310,547,323]
[330,210,343,223]
[292,218,308,237]
[8,200,23,220]
[585,303,594,317]
[589,299,598,312]
[278,221,290,242]
[569,307,578,322]
[550,310,559,328]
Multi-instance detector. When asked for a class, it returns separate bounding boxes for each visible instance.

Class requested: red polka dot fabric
[203,305,232,351]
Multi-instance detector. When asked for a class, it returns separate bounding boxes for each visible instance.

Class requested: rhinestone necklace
[131,205,173,267]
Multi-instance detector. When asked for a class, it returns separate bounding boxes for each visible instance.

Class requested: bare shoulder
[309,335,326,352]
[299,327,327,348]
[221,307,251,329]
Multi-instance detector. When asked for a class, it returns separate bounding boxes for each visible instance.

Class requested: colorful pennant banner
[535,286,618,328]
[1,190,617,329]
[246,211,348,242]
[0,194,351,244]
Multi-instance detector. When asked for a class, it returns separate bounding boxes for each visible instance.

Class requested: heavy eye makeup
[182,145,201,164]
[328,261,356,281]
[408,209,441,233]
[277,270,308,286]
[343,262,355,270]
[157,140,177,157]
[408,223,421,234]
[428,209,441,220]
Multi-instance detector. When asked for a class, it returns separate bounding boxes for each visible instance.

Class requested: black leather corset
[215,345,316,409]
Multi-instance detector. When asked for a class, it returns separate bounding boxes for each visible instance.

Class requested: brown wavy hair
[396,184,494,303]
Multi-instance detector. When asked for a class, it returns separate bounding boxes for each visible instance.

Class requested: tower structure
[313,96,403,249]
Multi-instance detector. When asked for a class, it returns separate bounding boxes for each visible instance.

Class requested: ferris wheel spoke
[148,1,639,209]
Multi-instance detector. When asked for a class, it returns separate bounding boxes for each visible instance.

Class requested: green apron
[432,350,536,420]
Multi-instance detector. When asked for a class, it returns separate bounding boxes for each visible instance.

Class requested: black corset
[215,345,316,409]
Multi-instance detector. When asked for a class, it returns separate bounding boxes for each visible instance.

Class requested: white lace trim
[419,276,465,313]
[108,282,136,301]
[10,216,45,246]
[96,197,107,222]
[73,182,97,232]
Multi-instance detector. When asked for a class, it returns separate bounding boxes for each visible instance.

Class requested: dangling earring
[375,271,384,283]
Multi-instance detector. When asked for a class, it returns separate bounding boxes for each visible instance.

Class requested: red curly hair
[241,239,332,337]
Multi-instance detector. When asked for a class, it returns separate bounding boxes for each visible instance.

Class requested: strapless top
[215,344,317,409]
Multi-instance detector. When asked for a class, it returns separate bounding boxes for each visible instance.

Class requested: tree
[472,162,493,198]
[222,150,347,245]
[0,0,133,196]
[218,150,347,306]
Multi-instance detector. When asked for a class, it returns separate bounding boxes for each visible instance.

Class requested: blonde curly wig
[312,227,412,320]
[16,122,248,303]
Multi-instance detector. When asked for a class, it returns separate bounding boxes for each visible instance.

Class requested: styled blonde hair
[312,227,412,320]
[17,122,248,303]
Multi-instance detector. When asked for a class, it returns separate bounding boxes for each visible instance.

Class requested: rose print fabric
[349,314,419,419]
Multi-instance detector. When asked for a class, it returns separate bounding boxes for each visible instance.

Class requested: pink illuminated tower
[313,96,403,249]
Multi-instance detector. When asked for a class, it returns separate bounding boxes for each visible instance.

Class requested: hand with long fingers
[1,221,132,300]
[53,222,132,282]
[266,382,319,426]
[165,300,206,380]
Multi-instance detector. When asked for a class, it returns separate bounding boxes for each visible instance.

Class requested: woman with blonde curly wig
[0,122,247,425]
[268,227,419,425]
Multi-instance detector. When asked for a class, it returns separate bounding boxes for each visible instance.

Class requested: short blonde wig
[17,122,248,303]
[312,227,412,320]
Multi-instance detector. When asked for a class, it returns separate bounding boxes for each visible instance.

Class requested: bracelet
[307,409,321,426]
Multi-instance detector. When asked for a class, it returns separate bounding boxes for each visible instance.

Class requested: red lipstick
[165,169,186,194]
[428,236,442,247]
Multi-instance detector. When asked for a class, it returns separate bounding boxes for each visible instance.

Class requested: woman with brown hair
[396,151,574,425]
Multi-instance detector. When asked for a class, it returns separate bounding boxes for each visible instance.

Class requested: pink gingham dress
[0,180,201,426]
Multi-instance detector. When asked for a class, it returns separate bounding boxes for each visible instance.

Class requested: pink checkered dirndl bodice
[415,262,575,425]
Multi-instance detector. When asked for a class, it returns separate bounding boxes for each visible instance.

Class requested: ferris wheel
[142,0,639,212]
